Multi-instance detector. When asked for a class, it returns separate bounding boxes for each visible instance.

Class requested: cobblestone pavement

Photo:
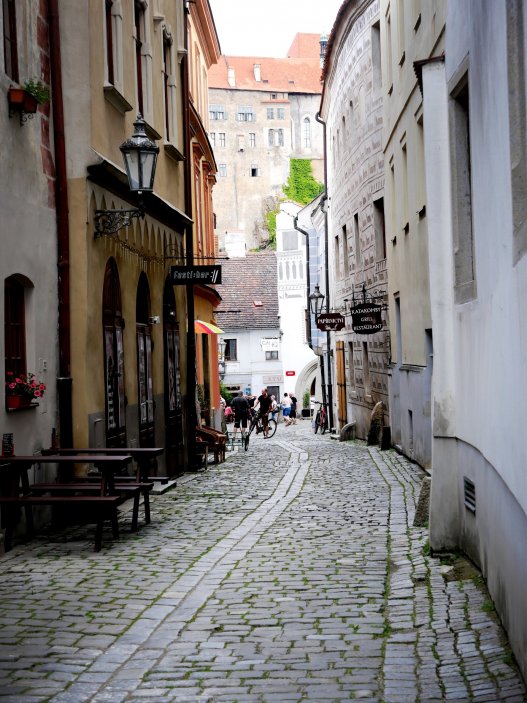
[0,422,525,703]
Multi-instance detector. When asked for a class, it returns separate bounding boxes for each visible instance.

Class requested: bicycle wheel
[321,417,327,435]
[266,418,277,438]
[314,411,320,434]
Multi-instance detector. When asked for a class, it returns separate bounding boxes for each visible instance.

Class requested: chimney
[254,63,261,82]
[228,67,236,87]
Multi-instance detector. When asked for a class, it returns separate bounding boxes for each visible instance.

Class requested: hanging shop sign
[316,313,345,331]
[170,265,222,284]
[351,303,383,334]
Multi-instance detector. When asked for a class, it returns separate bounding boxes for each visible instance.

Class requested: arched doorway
[102,258,126,447]
[136,272,155,447]
[163,276,183,475]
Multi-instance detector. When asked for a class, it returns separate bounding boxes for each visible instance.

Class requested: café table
[0,454,132,552]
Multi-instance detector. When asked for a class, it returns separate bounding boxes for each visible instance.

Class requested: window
[218,163,227,177]
[209,104,225,120]
[372,21,381,90]
[277,107,285,119]
[334,233,341,279]
[219,132,226,147]
[342,224,349,276]
[105,0,115,85]
[249,132,256,147]
[209,132,216,146]
[265,351,278,360]
[268,129,275,147]
[450,74,476,302]
[4,276,27,382]
[162,27,175,141]
[401,138,409,232]
[362,342,371,396]
[303,117,311,148]
[373,198,386,261]
[250,164,259,177]
[237,106,254,121]
[354,212,361,270]
[224,339,237,361]
[267,107,274,119]
[386,10,393,93]
[277,128,284,146]
[2,0,18,81]
[134,1,145,115]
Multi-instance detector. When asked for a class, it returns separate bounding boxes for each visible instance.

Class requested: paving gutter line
[51,440,309,703]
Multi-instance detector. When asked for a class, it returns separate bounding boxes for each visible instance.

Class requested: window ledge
[103,84,133,114]
[5,402,39,413]
[143,120,162,142]
[164,142,185,162]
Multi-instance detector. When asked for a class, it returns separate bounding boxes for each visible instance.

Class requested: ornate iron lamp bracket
[94,208,144,237]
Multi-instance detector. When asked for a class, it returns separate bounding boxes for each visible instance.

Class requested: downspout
[293,215,312,349]
[48,0,73,450]
[183,0,197,467]
[315,111,334,431]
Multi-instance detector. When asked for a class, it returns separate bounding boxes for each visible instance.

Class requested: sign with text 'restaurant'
[316,313,345,331]
[170,265,222,285]
[351,303,383,334]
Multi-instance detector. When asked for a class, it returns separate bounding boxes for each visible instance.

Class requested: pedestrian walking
[289,393,298,424]
[254,387,273,438]
[231,390,249,441]
[282,392,292,425]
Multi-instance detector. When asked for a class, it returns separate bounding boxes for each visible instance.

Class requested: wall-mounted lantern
[94,114,159,236]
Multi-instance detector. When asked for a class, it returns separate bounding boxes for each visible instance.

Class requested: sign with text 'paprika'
[316,313,345,331]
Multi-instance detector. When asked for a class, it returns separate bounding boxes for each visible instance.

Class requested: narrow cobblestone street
[0,422,525,703]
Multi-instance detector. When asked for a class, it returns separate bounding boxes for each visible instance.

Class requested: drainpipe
[315,111,334,431]
[48,0,73,450]
[183,0,197,467]
[293,215,312,349]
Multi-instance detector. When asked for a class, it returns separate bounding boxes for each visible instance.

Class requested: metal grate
[464,477,476,514]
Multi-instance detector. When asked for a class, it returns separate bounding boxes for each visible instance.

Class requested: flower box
[6,395,32,410]
[8,87,38,114]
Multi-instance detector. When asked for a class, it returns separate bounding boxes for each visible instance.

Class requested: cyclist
[253,387,273,438]
[231,390,250,441]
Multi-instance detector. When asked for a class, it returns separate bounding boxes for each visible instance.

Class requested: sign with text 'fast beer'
[352,302,383,334]
[170,265,222,285]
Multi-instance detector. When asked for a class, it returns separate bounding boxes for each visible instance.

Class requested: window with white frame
[277,107,285,119]
[209,132,216,146]
[219,132,226,147]
[237,105,254,121]
[209,104,225,120]
[265,351,278,360]
[218,163,227,177]
[249,132,256,147]
[268,129,274,147]
[267,107,274,119]
[224,339,237,360]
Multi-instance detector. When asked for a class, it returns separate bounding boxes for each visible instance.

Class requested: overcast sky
[208,0,344,58]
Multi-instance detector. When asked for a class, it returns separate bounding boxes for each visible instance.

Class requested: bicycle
[243,411,277,450]
[313,401,328,434]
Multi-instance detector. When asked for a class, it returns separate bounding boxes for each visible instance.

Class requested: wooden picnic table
[0,454,133,552]
[40,447,164,481]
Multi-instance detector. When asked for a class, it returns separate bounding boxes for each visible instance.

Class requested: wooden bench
[0,495,121,552]
[28,481,153,532]
[0,454,132,552]
[196,426,227,464]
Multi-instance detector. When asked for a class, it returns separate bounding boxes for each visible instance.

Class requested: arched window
[136,272,154,447]
[303,117,311,149]
[102,258,126,447]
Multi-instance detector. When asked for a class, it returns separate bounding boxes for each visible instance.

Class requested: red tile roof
[209,33,323,94]
[216,251,279,330]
